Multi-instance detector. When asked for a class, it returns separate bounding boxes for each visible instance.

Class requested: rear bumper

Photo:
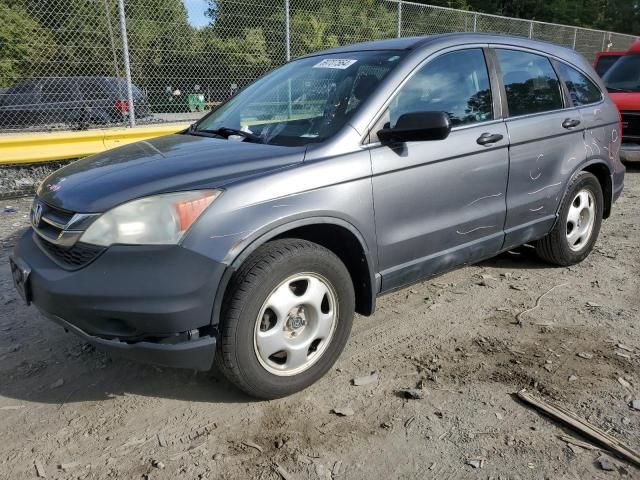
[620,143,640,162]
[12,229,226,370]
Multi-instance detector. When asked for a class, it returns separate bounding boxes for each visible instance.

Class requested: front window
[603,54,640,93]
[369,49,493,143]
[387,49,493,129]
[191,51,404,146]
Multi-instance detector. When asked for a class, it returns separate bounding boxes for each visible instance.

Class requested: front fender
[181,157,378,325]
[197,214,377,328]
[224,215,373,269]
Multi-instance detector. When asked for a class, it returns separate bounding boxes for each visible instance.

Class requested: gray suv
[10,34,625,399]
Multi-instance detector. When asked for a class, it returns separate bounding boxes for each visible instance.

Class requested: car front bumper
[11,229,227,370]
[620,142,640,162]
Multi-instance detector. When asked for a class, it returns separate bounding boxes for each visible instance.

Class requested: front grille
[31,199,74,241]
[34,234,104,269]
[621,111,640,142]
[30,197,103,269]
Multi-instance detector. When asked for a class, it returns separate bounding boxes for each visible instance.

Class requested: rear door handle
[476,132,504,146]
[562,118,581,129]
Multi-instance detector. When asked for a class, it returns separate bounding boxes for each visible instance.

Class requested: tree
[290,10,338,57]
[0,3,54,86]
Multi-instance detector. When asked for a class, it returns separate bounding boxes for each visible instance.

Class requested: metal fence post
[397,1,402,38]
[572,27,577,49]
[473,13,477,32]
[117,0,136,127]
[285,0,291,62]
[528,21,533,39]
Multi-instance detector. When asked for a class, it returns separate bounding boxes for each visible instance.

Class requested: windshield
[192,51,405,146]
[603,53,640,92]
[595,55,622,77]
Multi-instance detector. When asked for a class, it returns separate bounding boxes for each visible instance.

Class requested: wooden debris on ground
[517,389,640,467]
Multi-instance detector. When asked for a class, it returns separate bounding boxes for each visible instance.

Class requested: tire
[535,171,603,266]
[216,239,355,399]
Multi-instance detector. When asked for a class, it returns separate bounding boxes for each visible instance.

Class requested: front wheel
[535,171,603,266]
[216,239,355,399]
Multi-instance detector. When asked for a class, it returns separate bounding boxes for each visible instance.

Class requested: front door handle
[562,118,581,129]
[476,132,504,146]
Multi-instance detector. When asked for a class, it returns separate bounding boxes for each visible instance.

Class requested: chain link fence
[1,0,637,133]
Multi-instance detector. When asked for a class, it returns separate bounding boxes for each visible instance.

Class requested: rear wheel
[536,171,603,266]
[216,239,355,399]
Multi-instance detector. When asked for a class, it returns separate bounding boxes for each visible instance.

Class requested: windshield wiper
[211,127,263,143]
[188,124,262,143]
[185,123,224,139]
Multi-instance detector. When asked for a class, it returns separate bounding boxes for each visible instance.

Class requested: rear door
[370,47,509,291]
[555,60,614,159]
[493,48,586,250]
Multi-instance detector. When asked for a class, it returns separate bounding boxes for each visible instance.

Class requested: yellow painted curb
[0,124,190,165]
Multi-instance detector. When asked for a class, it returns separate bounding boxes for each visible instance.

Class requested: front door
[370,48,509,291]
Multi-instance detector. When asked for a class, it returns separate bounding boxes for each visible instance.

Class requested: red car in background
[593,51,624,77]
[602,40,640,162]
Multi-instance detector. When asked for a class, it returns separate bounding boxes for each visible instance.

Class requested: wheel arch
[581,162,613,219]
[211,217,378,328]
[556,160,613,221]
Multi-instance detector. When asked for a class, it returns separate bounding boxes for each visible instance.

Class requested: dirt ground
[0,167,638,480]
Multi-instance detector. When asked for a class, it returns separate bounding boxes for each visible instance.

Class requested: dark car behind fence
[0,0,637,133]
[0,77,151,130]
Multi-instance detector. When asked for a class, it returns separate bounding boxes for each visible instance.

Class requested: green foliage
[1,0,638,96]
[290,10,339,57]
[200,26,271,78]
[436,0,640,34]
[0,3,54,86]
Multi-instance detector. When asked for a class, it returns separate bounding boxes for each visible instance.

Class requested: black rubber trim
[46,313,216,371]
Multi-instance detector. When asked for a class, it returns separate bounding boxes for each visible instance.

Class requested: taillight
[114,99,129,113]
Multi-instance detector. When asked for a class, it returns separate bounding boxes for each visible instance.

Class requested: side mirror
[377,111,451,143]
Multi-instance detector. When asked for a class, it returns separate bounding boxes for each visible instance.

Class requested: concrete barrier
[0,124,189,165]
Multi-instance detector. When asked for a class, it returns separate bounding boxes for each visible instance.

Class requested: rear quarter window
[496,49,563,117]
[103,78,144,99]
[555,62,602,106]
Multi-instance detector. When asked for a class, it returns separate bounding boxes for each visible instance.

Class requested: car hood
[609,92,640,111]
[38,133,306,212]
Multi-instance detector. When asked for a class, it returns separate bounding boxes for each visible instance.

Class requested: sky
[183,0,209,28]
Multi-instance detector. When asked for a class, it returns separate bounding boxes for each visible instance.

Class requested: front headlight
[80,190,221,247]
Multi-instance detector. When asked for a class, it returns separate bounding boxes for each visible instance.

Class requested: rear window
[496,49,563,117]
[103,78,143,98]
[78,79,112,99]
[555,63,602,106]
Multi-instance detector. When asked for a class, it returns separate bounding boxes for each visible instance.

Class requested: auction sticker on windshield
[313,59,358,69]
